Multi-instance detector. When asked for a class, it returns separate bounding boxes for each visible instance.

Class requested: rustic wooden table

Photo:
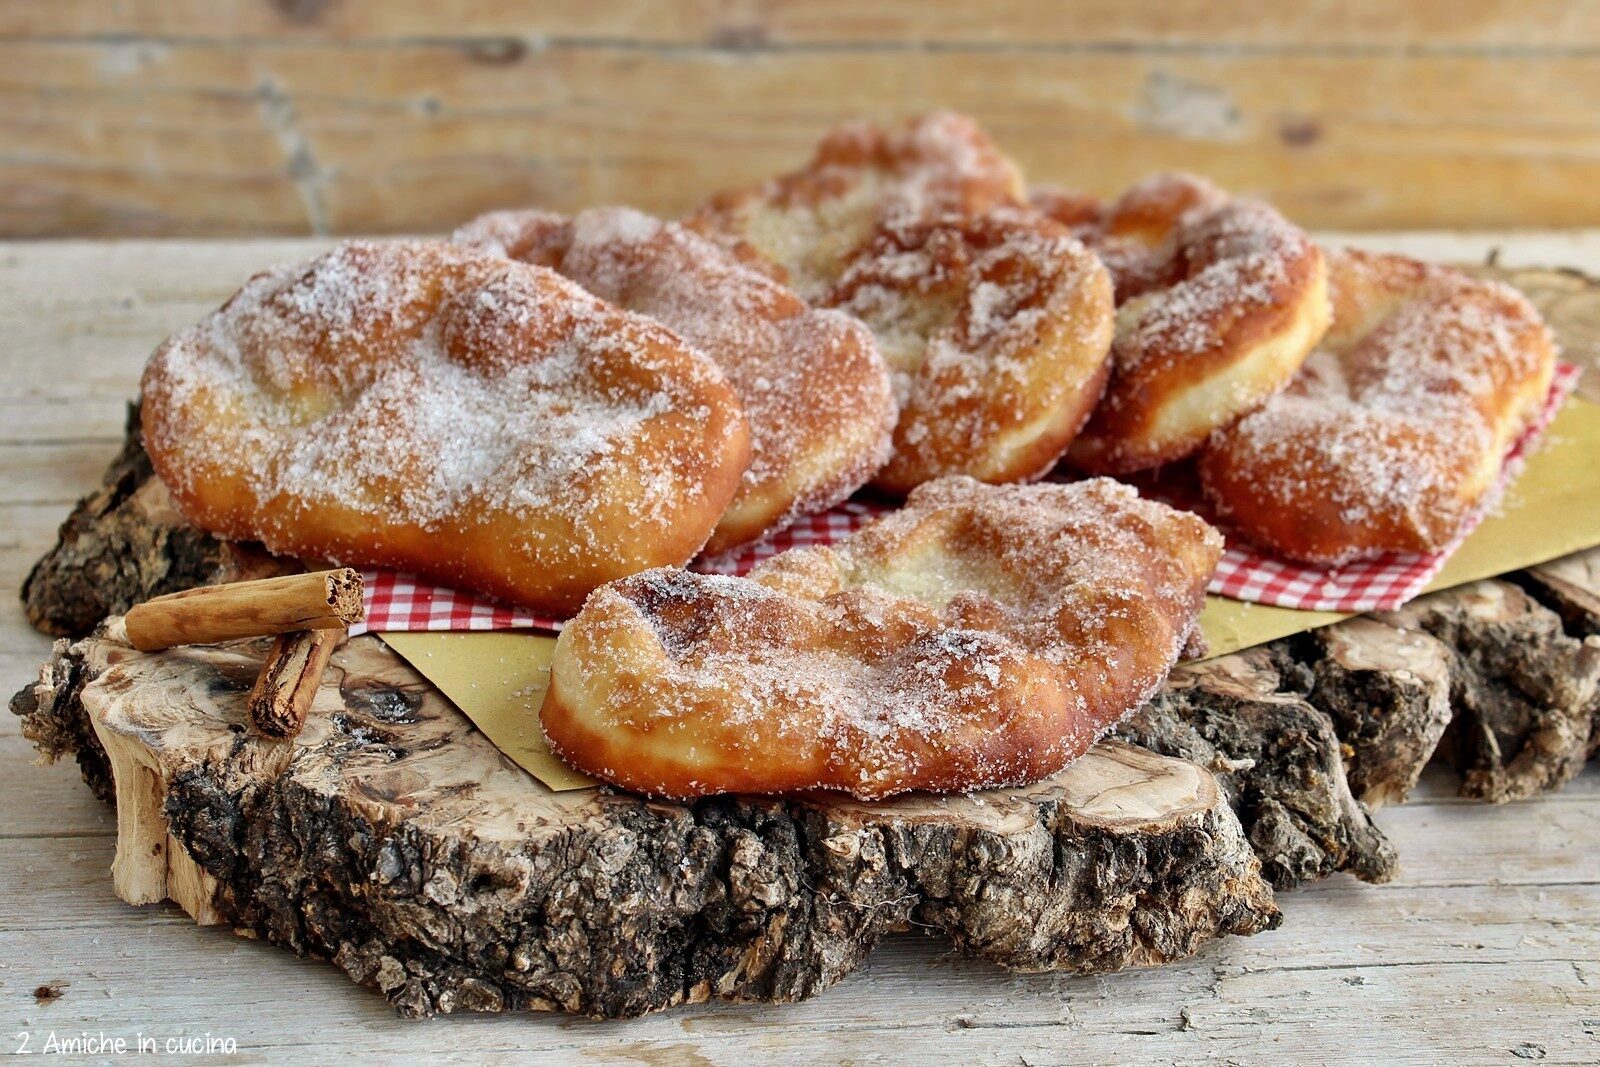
[2,235,1597,1065]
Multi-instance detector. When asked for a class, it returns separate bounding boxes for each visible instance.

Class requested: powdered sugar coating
[140,240,751,614]
[454,206,898,555]
[687,111,1027,300]
[1043,173,1331,474]
[1199,248,1558,563]
[824,209,1115,491]
[689,112,1119,492]
[541,476,1222,799]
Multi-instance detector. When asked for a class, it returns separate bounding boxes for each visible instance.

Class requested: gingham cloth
[356,363,1581,633]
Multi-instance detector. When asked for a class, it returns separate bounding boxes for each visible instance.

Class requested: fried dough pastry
[541,476,1222,799]
[687,110,1026,300]
[690,112,1113,492]
[140,240,751,615]
[1037,173,1331,474]
[825,210,1114,493]
[1198,249,1556,564]
[453,206,897,555]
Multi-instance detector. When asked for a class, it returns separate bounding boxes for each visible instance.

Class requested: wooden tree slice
[14,624,1277,1019]
[13,416,1397,892]
[16,419,1600,882]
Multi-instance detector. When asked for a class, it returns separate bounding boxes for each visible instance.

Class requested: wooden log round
[18,410,1600,881]
[15,625,1278,1019]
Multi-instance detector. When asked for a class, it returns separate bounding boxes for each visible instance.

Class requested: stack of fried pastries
[137,111,1565,800]
[541,477,1223,799]
[689,119,1344,494]
[693,113,1120,490]
[690,118,1554,563]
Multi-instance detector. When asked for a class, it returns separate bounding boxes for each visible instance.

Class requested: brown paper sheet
[381,398,1600,792]
[379,630,590,790]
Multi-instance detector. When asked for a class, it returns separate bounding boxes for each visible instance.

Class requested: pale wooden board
[1,233,1598,1062]
[9,2,1600,46]
[8,5,1600,236]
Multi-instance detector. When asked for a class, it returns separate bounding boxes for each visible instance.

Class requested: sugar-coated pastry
[541,476,1222,799]
[1198,249,1557,564]
[454,206,897,555]
[824,209,1114,492]
[1038,173,1331,474]
[140,240,750,615]
[688,111,1026,300]
[692,113,1116,493]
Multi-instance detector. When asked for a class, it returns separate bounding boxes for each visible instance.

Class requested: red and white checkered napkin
[356,363,1580,634]
[356,499,890,635]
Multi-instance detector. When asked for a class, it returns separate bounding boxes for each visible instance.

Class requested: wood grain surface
[5,3,1600,237]
[1,231,1598,1062]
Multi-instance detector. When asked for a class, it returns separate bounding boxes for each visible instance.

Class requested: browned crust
[453,207,898,557]
[1070,245,1328,473]
[1051,175,1331,474]
[540,478,1222,800]
[539,649,1131,800]
[1197,249,1558,564]
[686,110,1027,294]
[141,241,751,617]
[830,211,1115,495]
[686,114,1120,496]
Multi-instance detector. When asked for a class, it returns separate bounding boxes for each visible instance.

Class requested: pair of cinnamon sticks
[124,569,365,739]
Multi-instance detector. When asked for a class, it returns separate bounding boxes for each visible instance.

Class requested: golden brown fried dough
[1199,249,1557,564]
[1039,173,1331,474]
[541,476,1222,799]
[693,112,1114,494]
[454,207,897,555]
[141,240,750,614]
[688,110,1026,300]
[825,210,1114,492]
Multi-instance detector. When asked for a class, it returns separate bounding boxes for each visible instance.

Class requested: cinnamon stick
[124,569,363,652]
[248,627,345,739]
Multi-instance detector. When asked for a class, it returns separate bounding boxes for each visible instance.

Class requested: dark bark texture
[1117,647,1398,889]
[19,404,291,637]
[16,632,1277,1019]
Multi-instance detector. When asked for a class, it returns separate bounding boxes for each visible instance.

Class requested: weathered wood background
[5,1,1600,237]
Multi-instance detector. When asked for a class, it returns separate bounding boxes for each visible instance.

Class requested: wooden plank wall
[4,1,1600,237]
